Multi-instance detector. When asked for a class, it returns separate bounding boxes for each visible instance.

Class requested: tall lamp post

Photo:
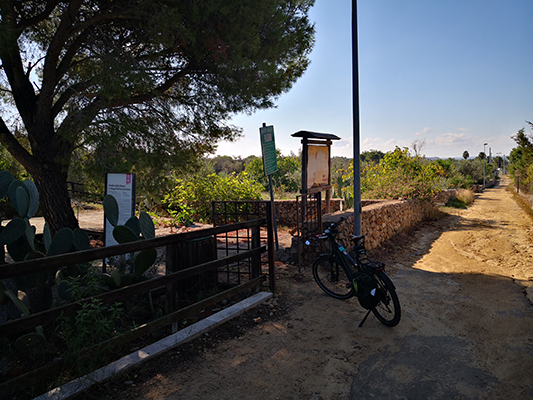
[483,142,488,188]
[352,0,361,235]
[503,154,506,175]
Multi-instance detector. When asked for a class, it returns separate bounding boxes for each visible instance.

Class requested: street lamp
[503,154,506,175]
[483,143,488,189]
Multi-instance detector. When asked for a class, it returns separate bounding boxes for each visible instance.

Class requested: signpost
[260,123,279,250]
[104,173,136,248]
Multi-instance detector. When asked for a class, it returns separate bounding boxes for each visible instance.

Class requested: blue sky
[216,0,533,159]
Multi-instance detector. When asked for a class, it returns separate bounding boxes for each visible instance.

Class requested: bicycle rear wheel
[312,255,355,299]
[371,271,401,327]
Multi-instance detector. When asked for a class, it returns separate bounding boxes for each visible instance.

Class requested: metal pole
[268,174,279,251]
[504,155,506,175]
[483,143,487,189]
[352,0,361,236]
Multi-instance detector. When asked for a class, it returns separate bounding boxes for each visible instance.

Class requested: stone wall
[277,190,458,251]
[274,199,385,227]
[322,190,457,250]
[274,199,343,227]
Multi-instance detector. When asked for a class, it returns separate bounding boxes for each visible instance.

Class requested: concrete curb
[34,291,273,400]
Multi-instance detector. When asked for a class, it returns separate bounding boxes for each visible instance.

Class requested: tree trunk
[31,159,79,235]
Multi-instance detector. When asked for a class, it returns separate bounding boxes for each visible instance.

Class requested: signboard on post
[104,173,136,247]
[307,144,330,190]
[260,124,278,176]
[260,123,279,250]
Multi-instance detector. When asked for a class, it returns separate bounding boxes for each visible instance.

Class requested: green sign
[260,124,278,176]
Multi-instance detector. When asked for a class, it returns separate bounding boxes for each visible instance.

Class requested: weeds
[55,299,124,353]
[455,189,475,205]
[445,189,475,209]
[511,191,533,222]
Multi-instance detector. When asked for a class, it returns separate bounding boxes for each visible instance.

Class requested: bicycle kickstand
[358,309,372,328]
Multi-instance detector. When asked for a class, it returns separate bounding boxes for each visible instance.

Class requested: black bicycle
[309,220,401,327]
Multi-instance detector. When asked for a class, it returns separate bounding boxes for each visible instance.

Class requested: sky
[215,0,533,160]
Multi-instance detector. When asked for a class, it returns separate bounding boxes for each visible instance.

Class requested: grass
[455,189,475,205]
[444,189,475,209]
[510,190,533,222]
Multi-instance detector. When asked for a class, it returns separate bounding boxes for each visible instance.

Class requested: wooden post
[317,191,323,232]
[325,188,331,214]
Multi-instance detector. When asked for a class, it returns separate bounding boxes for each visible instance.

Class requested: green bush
[339,148,480,203]
[244,150,301,193]
[456,159,486,185]
[342,147,437,201]
[56,298,124,352]
[163,172,263,223]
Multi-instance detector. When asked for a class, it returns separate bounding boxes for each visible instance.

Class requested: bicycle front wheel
[312,255,355,299]
[371,271,401,327]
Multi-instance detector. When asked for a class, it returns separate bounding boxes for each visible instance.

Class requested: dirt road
[88,178,533,400]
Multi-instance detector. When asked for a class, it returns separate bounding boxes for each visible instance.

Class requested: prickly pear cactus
[102,194,158,288]
[0,170,93,323]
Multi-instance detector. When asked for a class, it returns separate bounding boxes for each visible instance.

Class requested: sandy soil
[83,177,533,400]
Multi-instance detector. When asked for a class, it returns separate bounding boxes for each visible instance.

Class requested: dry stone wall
[274,199,381,228]
[274,199,343,227]
[321,190,457,250]
[323,199,438,250]
[277,190,457,251]
[323,190,458,250]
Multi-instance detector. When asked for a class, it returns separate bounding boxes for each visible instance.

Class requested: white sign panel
[105,173,136,247]
[307,145,329,189]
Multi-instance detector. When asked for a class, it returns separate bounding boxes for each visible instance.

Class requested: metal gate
[296,191,323,269]
[211,200,276,291]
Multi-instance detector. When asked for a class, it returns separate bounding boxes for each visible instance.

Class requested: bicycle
[308,220,401,327]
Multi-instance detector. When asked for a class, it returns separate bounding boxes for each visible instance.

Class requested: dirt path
[87,177,533,400]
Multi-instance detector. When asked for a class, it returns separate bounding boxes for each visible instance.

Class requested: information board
[306,145,330,189]
[104,173,136,247]
[260,124,278,176]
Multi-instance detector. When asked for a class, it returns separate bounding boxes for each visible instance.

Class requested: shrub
[456,189,475,205]
[445,189,475,209]
[244,151,301,192]
[163,172,263,223]
[342,147,437,201]
[56,299,124,353]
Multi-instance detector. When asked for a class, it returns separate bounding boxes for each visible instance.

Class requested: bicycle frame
[322,234,359,280]
[311,221,401,327]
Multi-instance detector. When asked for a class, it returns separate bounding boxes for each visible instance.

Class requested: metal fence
[0,218,274,397]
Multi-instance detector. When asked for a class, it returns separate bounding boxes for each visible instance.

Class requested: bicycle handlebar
[319,218,365,243]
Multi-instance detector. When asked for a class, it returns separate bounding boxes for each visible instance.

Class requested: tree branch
[42,5,135,115]
[0,0,38,129]
[51,78,95,118]
[16,0,63,31]
[108,68,197,108]
[0,117,35,173]
[40,0,84,103]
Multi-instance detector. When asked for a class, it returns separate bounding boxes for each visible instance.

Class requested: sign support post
[260,123,279,250]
